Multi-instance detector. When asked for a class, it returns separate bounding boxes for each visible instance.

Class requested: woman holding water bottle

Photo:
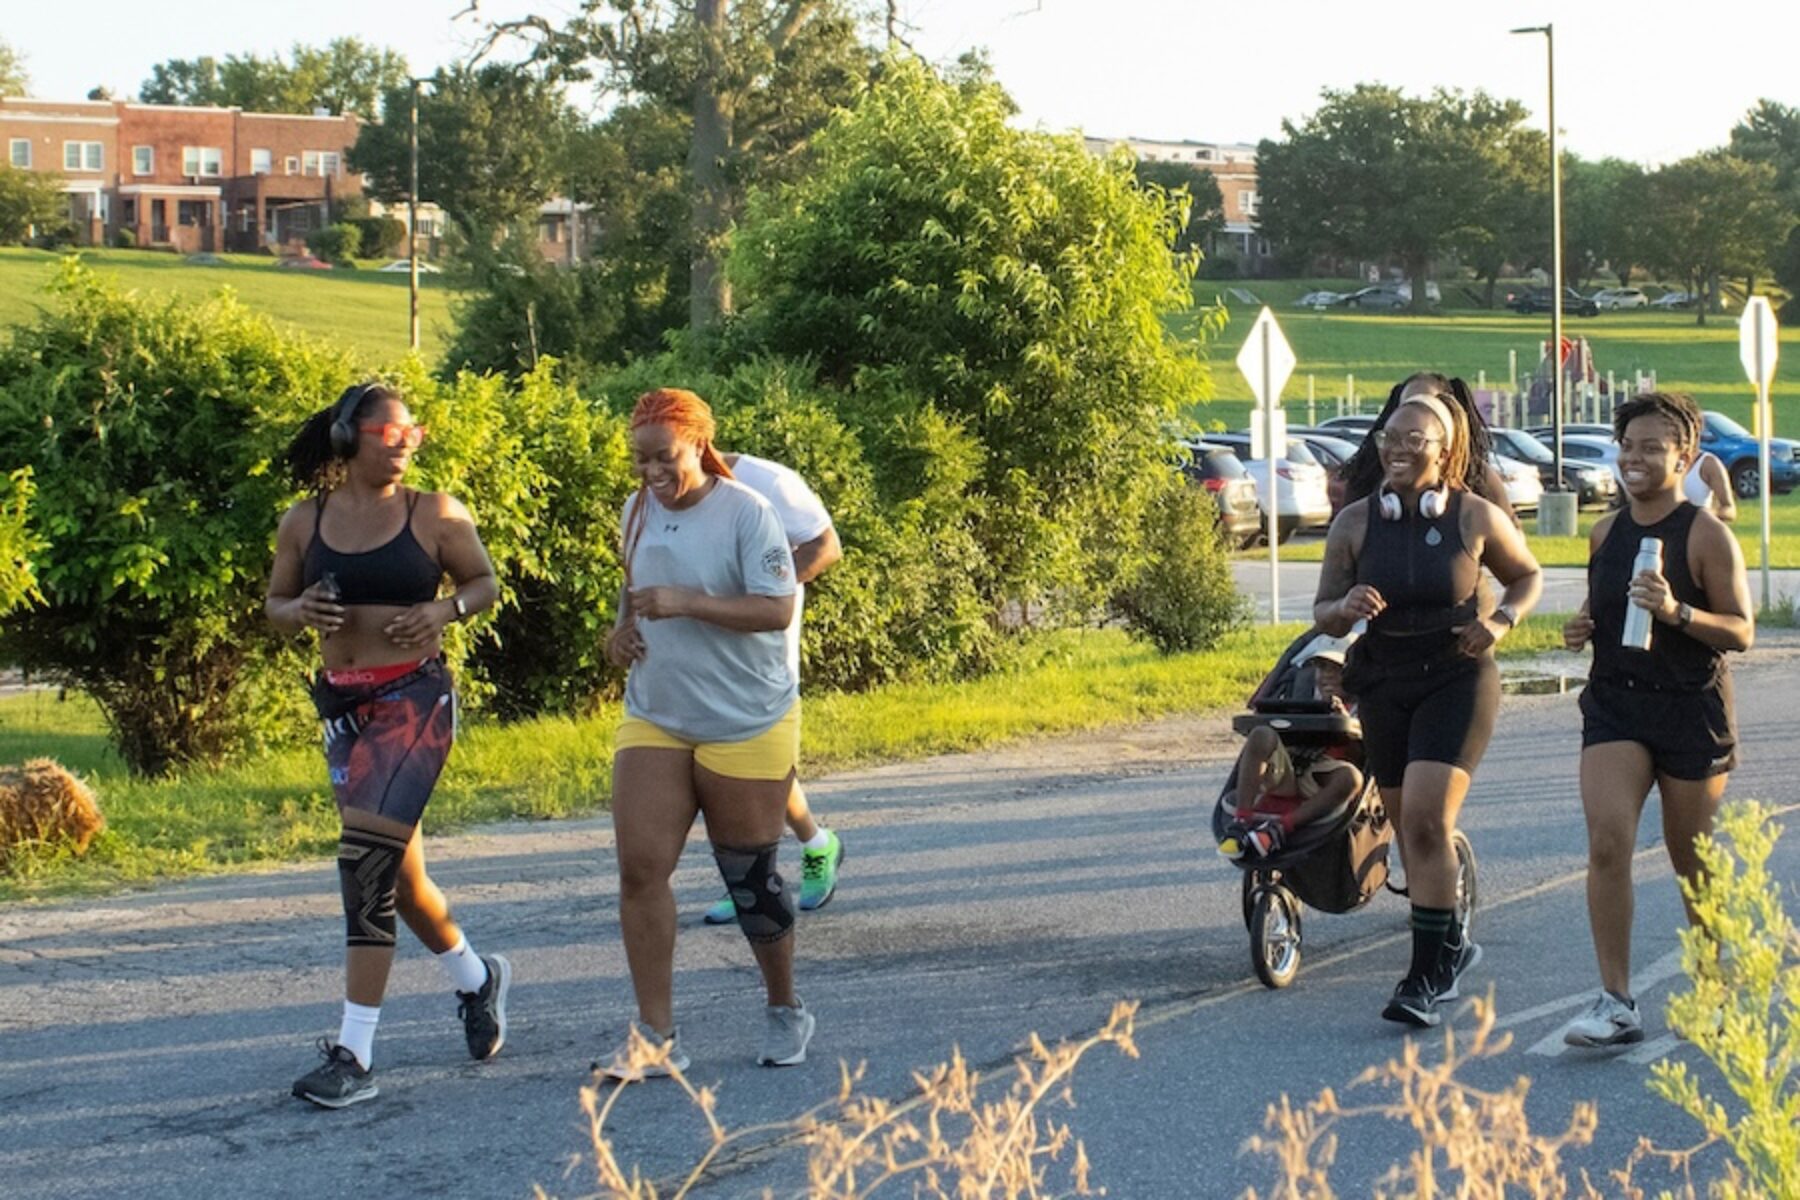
[1560,391,1753,1048]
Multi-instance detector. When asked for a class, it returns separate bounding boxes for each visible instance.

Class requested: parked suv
[1343,282,1441,311]
[1591,287,1647,310]
[1489,426,1618,507]
[1508,286,1599,317]
[1699,411,1800,498]
[1180,442,1262,546]
[1202,433,1334,541]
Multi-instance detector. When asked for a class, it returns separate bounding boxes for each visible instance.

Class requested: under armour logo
[664,524,679,532]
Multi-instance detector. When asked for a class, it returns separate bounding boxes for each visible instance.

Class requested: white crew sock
[338,1001,381,1069]
[437,935,489,994]
[800,828,833,853]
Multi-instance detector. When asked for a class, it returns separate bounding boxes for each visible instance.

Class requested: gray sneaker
[1563,990,1644,1047]
[292,1039,378,1109]
[592,1022,689,1081]
[758,1000,815,1067]
[456,953,511,1061]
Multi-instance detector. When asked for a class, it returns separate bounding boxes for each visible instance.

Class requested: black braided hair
[1611,391,1701,454]
[1340,372,1497,505]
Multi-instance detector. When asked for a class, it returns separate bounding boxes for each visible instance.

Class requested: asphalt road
[4,638,1798,1199]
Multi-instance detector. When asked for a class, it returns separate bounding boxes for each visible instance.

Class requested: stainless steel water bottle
[1620,537,1662,651]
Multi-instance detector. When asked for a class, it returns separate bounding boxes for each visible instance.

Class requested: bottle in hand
[1620,537,1662,651]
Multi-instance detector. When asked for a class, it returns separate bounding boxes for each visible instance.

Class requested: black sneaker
[456,953,512,1061]
[1381,975,1441,1028]
[1433,937,1484,1002]
[292,1039,378,1108]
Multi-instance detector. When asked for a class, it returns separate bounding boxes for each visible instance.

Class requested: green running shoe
[702,894,737,925]
[798,830,844,912]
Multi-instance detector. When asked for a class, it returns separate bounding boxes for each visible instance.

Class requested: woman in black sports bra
[265,383,508,1109]
[1558,392,1752,1048]
[1314,382,1542,1029]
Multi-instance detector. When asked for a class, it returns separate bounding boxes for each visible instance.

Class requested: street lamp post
[409,76,422,353]
[1513,22,1576,536]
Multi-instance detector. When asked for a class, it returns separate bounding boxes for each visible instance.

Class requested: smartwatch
[1676,601,1694,628]
[1494,603,1519,629]
[451,594,468,620]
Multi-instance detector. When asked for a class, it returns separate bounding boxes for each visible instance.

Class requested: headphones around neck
[327,384,374,459]
[1378,482,1449,521]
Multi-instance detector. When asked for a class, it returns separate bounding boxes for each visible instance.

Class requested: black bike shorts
[1357,654,1500,789]
[1580,673,1736,781]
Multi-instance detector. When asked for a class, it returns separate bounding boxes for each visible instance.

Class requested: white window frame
[9,138,29,168]
[181,145,223,178]
[250,148,272,176]
[132,145,154,176]
[1240,189,1260,216]
[302,150,342,178]
[284,155,299,176]
[64,141,103,171]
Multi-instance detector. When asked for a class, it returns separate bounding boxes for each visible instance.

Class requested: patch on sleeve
[762,547,791,581]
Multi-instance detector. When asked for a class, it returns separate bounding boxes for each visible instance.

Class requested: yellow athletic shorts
[614,702,800,781]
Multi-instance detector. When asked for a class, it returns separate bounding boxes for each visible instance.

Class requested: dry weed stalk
[1241,994,1601,1200]
[541,1001,1139,1200]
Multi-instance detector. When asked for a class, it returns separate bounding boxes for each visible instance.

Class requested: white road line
[1523,948,1687,1056]
[1623,1034,1681,1065]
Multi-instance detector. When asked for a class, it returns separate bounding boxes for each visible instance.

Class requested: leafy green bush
[0,467,42,616]
[112,227,137,249]
[1652,800,1800,1199]
[1109,477,1248,652]
[730,55,1222,627]
[306,221,363,266]
[353,216,406,258]
[0,261,348,774]
[0,165,65,244]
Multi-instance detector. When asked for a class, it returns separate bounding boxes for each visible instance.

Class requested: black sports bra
[301,489,442,607]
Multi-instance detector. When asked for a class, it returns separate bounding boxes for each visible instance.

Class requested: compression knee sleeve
[338,828,407,948]
[712,842,795,944]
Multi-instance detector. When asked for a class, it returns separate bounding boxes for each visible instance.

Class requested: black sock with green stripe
[1408,905,1454,982]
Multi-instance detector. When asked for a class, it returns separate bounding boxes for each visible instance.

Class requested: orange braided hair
[621,389,734,589]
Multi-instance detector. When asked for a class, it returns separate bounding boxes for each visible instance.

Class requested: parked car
[1200,433,1334,540]
[375,259,442,274]
[1343,282,1441,311]
[1488,426,1618,507]
[1179,442,1262,546]
[1590,287,1647,310]
[1269,429,1362,516]
[1317,414,1378,437]
[1650,290,1695,309]
[1295,289,1347,308]
[1524,422,1617,442]
[1490,452,1544,514]
[1550,434,1625,486]
[1699,410,1800,497]
[1508,286,1598,317]
[275,254,333,271]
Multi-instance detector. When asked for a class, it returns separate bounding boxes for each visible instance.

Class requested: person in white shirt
[700,452,847,924]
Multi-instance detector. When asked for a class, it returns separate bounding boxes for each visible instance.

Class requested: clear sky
[7,0,1796,166]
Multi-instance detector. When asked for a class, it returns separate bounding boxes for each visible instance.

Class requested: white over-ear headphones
[1378,482,1449,521]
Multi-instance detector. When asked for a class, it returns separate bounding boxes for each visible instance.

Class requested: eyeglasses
[359,422,427,449]
[1373,429,1443,454]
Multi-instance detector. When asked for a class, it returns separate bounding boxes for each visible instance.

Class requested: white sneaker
[757,1000,815,1067]
[592,1022,690,1080]
[1563,990,1644,1047]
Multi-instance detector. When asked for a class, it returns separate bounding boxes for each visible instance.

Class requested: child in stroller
[1218,631,1363,860]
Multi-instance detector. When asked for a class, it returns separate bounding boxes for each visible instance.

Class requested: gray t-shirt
[622,478,798,742]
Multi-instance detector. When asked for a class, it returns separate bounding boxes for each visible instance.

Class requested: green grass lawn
[0,620,1576,898]
[0,246,459,365]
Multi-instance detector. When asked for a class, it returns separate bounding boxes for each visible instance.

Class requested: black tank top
[1356,488,1482,638]
[302,489,442,606]
[1589,502,1722,691]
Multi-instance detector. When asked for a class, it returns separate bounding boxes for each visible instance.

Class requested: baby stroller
[1212,629,1478,988]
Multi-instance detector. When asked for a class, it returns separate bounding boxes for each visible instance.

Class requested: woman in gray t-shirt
[593,388,815,1078]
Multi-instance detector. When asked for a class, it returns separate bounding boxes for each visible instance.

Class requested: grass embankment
[0,620,1571,899]
[0,246,458,364]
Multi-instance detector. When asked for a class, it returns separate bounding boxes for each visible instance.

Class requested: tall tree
[1257,84,1538,313]
[1729,99,1800,211]
[1644,152,1788,325]
[1563,155,1648,288]
[0,39,27,97]
[139,40,408,115]
[474,0,871,332]
[1132,160,1226,256]
[350,63,569,243]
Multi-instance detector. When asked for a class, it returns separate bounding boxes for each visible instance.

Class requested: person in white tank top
[1682,452,1736,522]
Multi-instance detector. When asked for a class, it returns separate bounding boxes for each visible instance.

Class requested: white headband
[1399,392,1458,446]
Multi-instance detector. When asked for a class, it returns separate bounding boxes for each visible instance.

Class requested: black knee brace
[712,842,795,944]
[338,828,407,947]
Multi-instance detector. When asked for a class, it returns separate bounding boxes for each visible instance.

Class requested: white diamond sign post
[1740,296,1780,608]
[1236,307,1298,623]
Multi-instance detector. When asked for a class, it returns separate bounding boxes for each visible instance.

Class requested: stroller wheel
[1250,886,1303,988]
[1452,831,1478,934]
[1241,867,1280,929]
